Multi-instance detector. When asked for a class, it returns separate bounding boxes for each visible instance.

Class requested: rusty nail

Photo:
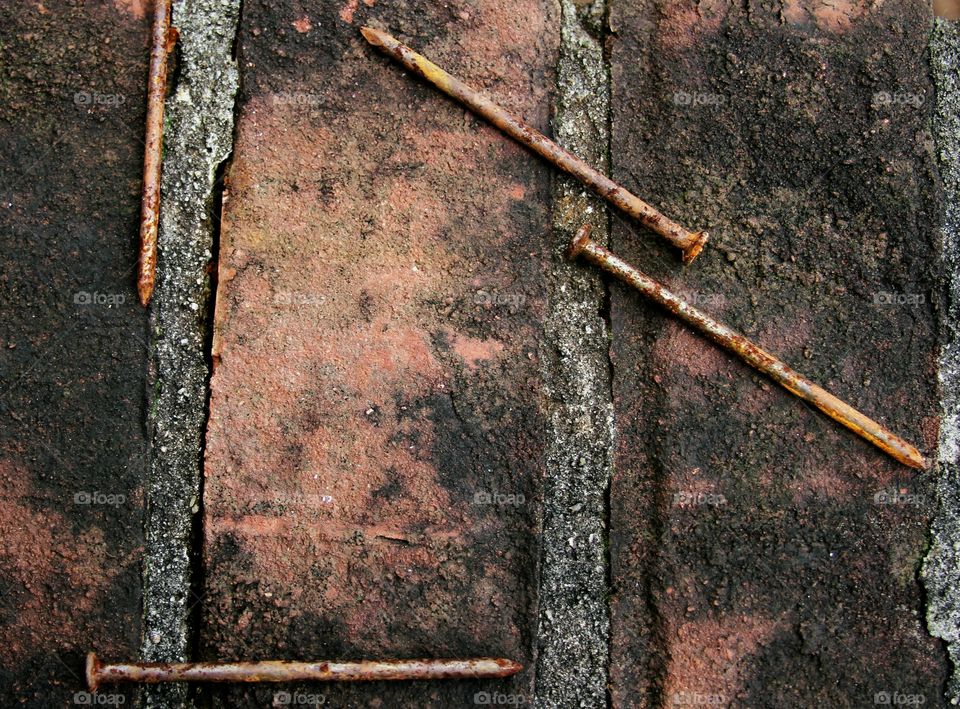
[86,653,522,691]
[137,0,177,306]
[567,225,927,470]
[360,26,708,264]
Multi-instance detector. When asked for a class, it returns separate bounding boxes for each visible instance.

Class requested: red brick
[203,2,558,705]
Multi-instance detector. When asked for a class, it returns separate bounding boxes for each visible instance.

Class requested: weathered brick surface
[0,2,151,705]
[608,1,947,706]
[203,2,557,705]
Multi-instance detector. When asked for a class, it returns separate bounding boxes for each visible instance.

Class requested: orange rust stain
[0,459,134,666]
[669,468,726,500]
[292,16,312,33]
[782,0,868,31]
[811,0,866,30]
[339,0,359,23]
[665,613,783,700]
[920,415,939,451]
[936,0,960,19]
[782,0,810,24]
[112,0,148,18]
[655,322,731,380]
[450,331,505,370]
[788,459,858,503]
[656,3,728,51]
[507,184,526,200]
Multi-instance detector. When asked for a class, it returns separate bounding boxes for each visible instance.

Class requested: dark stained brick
[608,1,947,706]
[0,1,151,705]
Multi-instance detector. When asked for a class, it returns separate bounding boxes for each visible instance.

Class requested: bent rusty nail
[86,653,522,691]
[360,26,708,264]
[137,0,176,306]
[567,225,927,470]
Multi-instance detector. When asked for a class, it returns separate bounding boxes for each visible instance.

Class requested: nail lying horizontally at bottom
[86,653,522,691]
[566,225,927,470]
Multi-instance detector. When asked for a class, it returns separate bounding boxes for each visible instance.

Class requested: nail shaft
[137,0,175,306]
[360,26,708,264]
[86,653,522,691]
[567,226,927,470]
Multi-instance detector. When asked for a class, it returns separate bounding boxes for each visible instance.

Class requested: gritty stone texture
[0,3,151,705]
[140,0,240,707]
[608,1,946,706]
[924,17,960,707]
[534,1,613,707]
[201,2,557,706]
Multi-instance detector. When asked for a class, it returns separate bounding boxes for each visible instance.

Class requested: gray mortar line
[140,0,240,707]
[924,17,960,708]
[534,1,614,707]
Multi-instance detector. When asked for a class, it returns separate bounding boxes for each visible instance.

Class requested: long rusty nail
[360,26,708,264]
[86,653,522,691]
[567,226,927,470]
[137,0,176,307]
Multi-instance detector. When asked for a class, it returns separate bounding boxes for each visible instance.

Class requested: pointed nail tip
[502,659,523,676]
[359,26,383,45]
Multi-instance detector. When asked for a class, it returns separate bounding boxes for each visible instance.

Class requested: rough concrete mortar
[924,16,960,707]
[140,0,240,707]
[534,1,613,706]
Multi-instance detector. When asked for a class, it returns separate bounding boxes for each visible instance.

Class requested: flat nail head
[87,652,102,693]
[567,225,592,260]
[682,231,709,265]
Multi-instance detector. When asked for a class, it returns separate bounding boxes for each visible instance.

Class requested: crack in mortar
[923,17,960,708]
[534,1,614,706]
[140,0,241,707]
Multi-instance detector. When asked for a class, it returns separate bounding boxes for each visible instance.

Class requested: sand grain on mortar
[924,16,960,707]
[534,0,614,707]
[140,0,241,707]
